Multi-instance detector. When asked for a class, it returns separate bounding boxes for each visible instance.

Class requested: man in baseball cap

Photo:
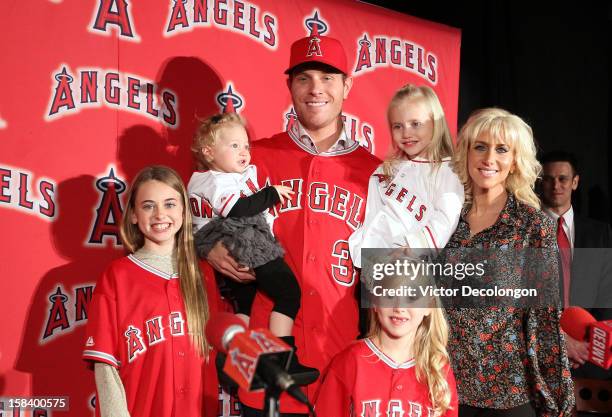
[285,25,348,75]
[207,27,379,416]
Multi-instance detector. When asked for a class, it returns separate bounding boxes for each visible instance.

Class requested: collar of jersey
[365,338,415,369]
[196,166,255,178]
[287,118,359,156]
[403,156,451,164]
[128,254,179,280]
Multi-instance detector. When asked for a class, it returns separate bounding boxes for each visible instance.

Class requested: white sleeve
[348,165,390,268]
[188,172,240,218]
[94,362,131,417]
[403,164,464,250]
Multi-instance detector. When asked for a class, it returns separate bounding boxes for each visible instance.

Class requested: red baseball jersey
[83,256,220,417]
[238,131,380,412]
[315,339,459,417]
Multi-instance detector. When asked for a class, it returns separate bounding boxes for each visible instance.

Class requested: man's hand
[273,185,294,205]
[564,332,589,368]
[207,241,255,282]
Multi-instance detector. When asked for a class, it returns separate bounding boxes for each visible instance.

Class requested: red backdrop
[0,1,460,416]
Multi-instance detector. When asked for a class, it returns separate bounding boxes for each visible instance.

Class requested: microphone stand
[263,385,282,417]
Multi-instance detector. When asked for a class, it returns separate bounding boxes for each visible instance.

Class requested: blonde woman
[315,266,457,417]
[83,166,218,417]
[446,108,574,417]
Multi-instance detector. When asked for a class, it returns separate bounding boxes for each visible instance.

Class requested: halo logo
[88,167,126,247]
[216,83,244,113]
[304,10,328,35]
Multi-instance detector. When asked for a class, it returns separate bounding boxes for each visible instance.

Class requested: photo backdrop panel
[0,1,459,416]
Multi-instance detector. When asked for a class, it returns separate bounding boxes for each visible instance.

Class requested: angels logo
[282,107,375,154]
[164,0,277,49]
[229,347,257,382]
[41,284,94,343]
[304,10,328,36]
[125,325,147,362]
[88,167,126,247]
[0,165,56,221]
[284,107,298,133]
[90,0,140,42]
[353,33,438,84]
[306,34,322,57]
[46,64,179,128]
[216,83,244,113]
[361,399,433,417]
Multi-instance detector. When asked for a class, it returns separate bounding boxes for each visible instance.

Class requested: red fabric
[83,256,220,417]
[285,32,348,74]
[557,216,571,307]
[315,339,458,417]
[238,133,380,413]
[3,3,460,415]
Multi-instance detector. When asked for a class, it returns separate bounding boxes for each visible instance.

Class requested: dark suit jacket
[570,215,612,312]
[569,214,612,380]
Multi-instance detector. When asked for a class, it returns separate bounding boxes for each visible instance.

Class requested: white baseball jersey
[348,158,464,267]
[315,338,458,417]
[237,129,381,413]
[83,256,217,417]
[187,165,274,232]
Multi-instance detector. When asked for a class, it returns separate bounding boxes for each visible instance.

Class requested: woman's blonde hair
[120,165,210,356]
[453,108,541,209]
[365,270,452,416]
[383,84,454,178]
[191,112,245,170]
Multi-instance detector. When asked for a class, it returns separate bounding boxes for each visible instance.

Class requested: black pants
[241,404,307,417]
[221,257,301,319]
[459,403,537,417]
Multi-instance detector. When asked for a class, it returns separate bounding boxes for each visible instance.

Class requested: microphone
[205,312,310,405]
[560,307,612,369]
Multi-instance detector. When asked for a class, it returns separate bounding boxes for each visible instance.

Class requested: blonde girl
[349,84,464,267]
[188,112,316,381]
[84,166,217,417]
[315,266,457,417]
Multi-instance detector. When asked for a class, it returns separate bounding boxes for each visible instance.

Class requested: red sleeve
[200,260,221,314]
[314,358,352,417]
[201,259,222,417]
[444,364,459,417]
[82,265,120,368]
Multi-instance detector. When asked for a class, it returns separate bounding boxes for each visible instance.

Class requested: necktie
[557,216,571,307]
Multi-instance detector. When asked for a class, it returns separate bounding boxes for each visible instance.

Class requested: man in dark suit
[540,151,612,380]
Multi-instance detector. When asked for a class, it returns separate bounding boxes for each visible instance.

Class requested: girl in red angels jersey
[83,166,218,417]
[315,268,458,417]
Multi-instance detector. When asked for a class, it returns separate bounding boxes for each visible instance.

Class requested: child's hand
[273,185,294,205]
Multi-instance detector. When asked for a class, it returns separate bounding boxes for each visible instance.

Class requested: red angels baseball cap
[284,25,348,75]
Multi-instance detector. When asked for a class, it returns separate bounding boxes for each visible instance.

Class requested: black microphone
[205,312,309,405]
